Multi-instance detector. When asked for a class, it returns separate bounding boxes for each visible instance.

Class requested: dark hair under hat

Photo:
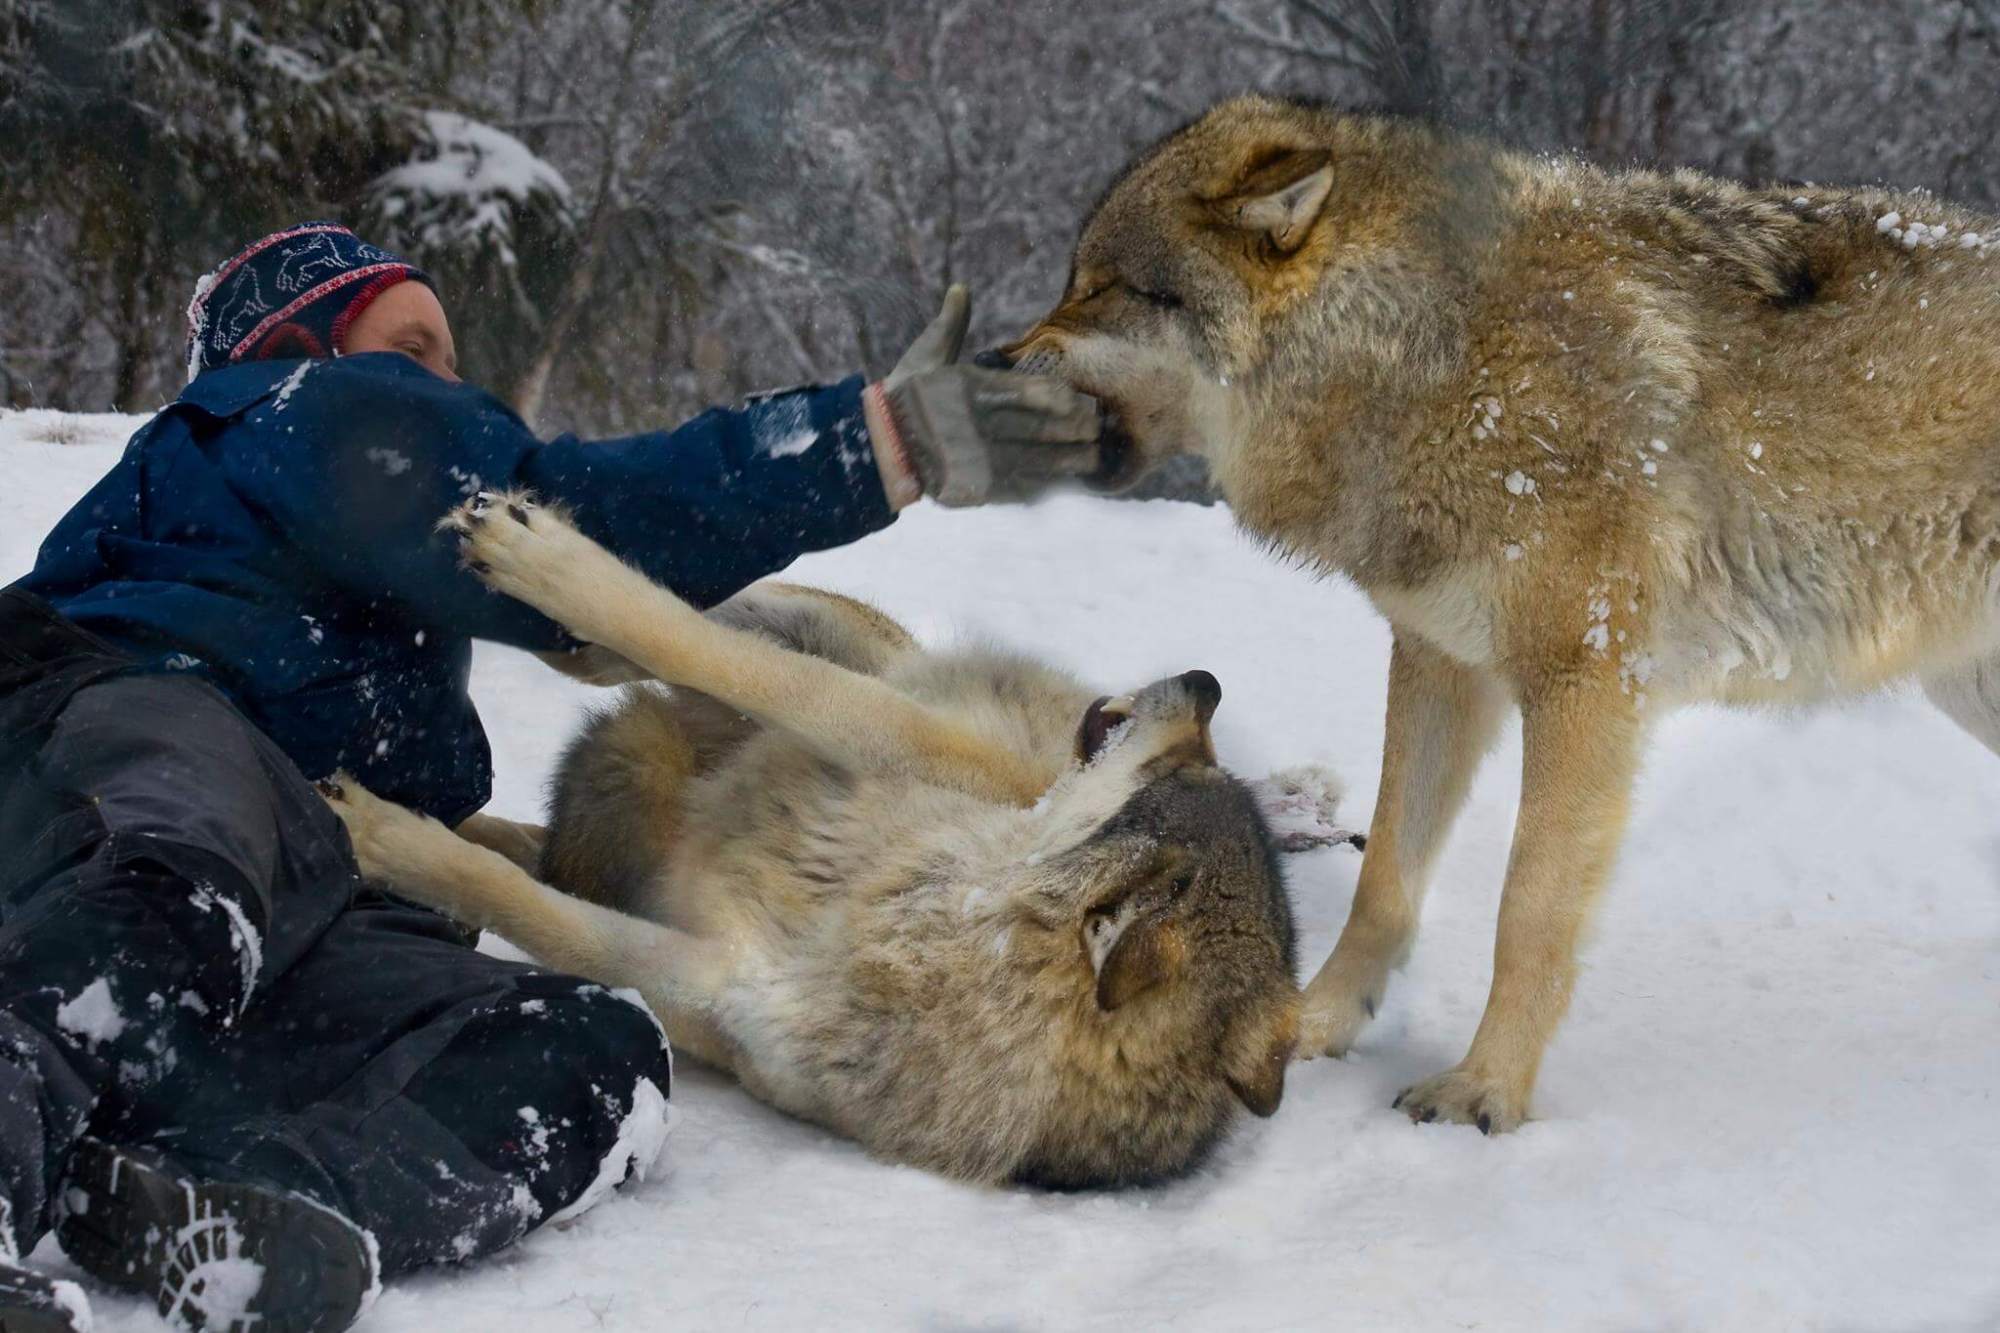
[184,222,433,381]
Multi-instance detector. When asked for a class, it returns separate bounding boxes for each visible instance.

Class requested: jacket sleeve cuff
[752,370,900,536]
[863,381,923,510]
[785,375,902,536]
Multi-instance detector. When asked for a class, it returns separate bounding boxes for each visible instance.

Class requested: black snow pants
[0,589,672,1275]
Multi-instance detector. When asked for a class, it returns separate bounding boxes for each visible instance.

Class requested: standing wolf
[1004,94,2000,1132]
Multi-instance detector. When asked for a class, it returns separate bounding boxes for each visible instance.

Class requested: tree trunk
[110,228,148,412]
[506,0,661,429]
[508,215,611,430]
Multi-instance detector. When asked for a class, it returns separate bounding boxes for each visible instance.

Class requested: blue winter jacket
[10,353,895,824]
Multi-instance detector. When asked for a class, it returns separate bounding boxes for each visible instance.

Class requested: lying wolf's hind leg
[456,811,547,874]
[542,689,718,913]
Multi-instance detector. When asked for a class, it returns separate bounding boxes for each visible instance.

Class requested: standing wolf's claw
[1393,1064,1526,1133]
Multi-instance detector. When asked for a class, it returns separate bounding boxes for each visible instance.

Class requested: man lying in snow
[0,222,1099,1332]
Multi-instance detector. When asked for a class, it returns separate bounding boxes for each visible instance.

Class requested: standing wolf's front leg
[1299,631,1506,1058]
[1394,669,1641,1132]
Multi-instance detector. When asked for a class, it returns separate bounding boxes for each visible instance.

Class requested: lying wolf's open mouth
[1086,403,1142,493]
[1077,695,1133,762]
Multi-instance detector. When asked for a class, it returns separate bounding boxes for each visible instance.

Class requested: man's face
[345,280,460,382]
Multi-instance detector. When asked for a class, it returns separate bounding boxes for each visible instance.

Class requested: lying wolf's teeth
[1100,695,1136,718]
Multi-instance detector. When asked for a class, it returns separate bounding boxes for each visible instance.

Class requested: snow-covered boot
[0,1196,93,1333]
[0,1262,93,1333]
[54,1137,377,1333]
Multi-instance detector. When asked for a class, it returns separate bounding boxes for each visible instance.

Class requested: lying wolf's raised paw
[440,490,606,623]
[1393,1064,1526,1135]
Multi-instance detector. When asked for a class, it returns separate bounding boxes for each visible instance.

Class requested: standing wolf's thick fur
[324,494,1299,1188]
[1005,94,2000,1132]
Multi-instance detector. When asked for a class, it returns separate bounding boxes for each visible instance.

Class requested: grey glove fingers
[962,368,1099,443]
[897,284,973,375]
[982,441,1106,501]
[979,404,1103,445]
[960,365,1093,416]
[991,436,1104,472]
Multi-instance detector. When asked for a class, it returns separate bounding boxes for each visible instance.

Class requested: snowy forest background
[5,0,2000,438]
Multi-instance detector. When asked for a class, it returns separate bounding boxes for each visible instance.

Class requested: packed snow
[53,979,127,1050]
[4,409,1998,1331]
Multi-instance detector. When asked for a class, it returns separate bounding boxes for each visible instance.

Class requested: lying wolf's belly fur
[537,620,1299,1188]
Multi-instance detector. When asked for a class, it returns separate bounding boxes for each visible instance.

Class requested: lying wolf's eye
[1124,284,1183,311]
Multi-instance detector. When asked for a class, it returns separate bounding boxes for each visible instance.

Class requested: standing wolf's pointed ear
[1222,150,1335,254]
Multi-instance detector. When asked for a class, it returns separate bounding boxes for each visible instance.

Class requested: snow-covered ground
[4,409,1998,1332]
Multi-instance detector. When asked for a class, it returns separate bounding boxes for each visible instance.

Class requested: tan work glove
[864,285,1101,508]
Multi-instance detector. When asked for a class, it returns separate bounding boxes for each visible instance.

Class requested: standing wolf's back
[1499,164,2000,703]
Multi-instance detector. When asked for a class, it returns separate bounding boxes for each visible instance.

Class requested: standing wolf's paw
[1392,1063,1526,1135]
[1295,931,1404,1060]
[1294,995,1373,1062]
[318,772,453,890]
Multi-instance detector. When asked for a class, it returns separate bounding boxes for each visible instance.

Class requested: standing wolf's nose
[970,347,1016,370]
[1179,670,1222,721]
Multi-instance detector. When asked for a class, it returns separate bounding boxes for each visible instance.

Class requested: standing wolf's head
[1005,95,1494,491]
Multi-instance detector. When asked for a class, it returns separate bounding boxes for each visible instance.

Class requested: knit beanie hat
[184,222,434,382]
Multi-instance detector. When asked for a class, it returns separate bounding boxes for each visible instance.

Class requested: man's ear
[1223,994,1299,1117]
[1220,149,1335,254]
[1085,907,1186,1011]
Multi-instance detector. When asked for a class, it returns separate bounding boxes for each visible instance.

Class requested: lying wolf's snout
[1180,670,1222,722]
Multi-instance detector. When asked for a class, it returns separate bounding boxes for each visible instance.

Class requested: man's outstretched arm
[226,359,899,651]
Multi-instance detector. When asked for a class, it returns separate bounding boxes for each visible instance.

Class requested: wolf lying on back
[323,493,1298,1188]
[1004,94,2000,1132]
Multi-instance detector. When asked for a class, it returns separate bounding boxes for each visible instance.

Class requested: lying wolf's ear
[1223,996,1299,1117]
[1086,907,1186,1011]
[1220,149,1335,254]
